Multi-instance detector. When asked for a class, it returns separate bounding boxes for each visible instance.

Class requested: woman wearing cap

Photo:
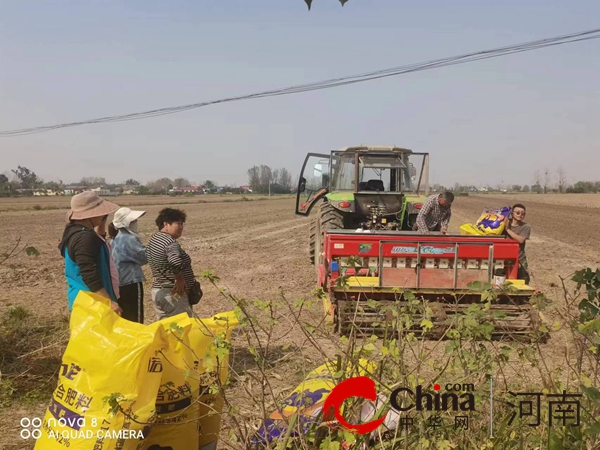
[108,207,148,323]
[58,191,123,315]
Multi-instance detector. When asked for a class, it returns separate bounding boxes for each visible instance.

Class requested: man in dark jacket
[58,191,122,315]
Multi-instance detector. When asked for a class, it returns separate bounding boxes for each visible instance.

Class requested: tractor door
[295,153,330,216]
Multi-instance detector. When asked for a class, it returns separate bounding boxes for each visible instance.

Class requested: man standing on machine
[504,203,531,284]
[414,191,454,234]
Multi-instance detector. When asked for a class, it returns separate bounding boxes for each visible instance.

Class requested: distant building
[33,189,62,196]
[121,185,138,195]
[169,186,203,195]
[91,186,119,196]
[63,185,87,195]
[100,188,119,196]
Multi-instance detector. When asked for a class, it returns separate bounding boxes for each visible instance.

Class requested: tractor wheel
[320,201,344,232]
[314,202,344,267]
[308,216,317,264]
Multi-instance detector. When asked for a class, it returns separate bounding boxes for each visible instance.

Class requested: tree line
[6,163,598,197]
[0,166,227,197]
[0,164,297,197]
[438,167,600,194]
[246,165,296,194]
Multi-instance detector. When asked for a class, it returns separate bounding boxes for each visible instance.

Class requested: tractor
[295,145,541,342]
[295,145,430,267]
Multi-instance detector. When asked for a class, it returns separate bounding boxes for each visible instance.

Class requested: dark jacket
[58,224,118,310]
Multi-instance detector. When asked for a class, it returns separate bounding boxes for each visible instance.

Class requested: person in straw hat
[108,207,148,323]
[58,191,123,315]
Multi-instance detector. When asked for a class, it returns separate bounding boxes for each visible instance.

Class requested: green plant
[199,268,600,449]
[0,305,69,408]
[572,268,600,320]
[8,265,600,449]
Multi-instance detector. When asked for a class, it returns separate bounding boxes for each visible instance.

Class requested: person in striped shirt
[146,208,197,320]
[414,191,454,234]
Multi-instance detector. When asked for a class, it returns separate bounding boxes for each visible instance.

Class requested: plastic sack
[34,291,164,450]
[360,393,401,441]
[140,311,238,450]
[192,312,238,450]
[139,315,199,450]
[253,358,377,445]
[475,206,511,235]
[460,223,484,236]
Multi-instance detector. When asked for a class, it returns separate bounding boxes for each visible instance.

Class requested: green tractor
[295,145,431,266]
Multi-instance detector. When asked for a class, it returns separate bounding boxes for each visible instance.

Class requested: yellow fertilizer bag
[460,223,484,235]
[191,311,238,450]
[34,291,164,450]
[475,206,511,235]
[140,311,239,450]
[254,358,377,445]
[139,314,199,450]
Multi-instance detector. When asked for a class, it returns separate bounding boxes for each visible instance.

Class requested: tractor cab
[296,146,429,231]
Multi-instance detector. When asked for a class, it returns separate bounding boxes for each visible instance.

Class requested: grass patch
[0,306,69,408]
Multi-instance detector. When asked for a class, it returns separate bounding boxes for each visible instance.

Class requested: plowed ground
[1,194,599,448]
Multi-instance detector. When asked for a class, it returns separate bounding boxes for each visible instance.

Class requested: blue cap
[330,261,339,272]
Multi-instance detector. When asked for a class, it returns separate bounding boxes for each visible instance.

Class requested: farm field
[0,194,293,212]
[473,192,600,209]
[0,193,599,448]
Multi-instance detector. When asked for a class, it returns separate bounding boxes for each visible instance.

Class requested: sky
[1,0,599,188]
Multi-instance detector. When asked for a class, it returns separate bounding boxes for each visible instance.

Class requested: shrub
[0,306,69,407]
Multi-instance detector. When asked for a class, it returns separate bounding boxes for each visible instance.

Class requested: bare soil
[474,192,600,209]
[1,194,598,449]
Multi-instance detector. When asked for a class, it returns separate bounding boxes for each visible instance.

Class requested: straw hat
[112,207,146,229]
[66,191,120,222]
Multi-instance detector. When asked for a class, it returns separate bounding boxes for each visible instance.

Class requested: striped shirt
[415,194,452,232]
[146,231,196,290]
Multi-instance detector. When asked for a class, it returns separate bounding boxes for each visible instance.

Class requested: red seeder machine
[295,145,540,341]
[318,230,539,340]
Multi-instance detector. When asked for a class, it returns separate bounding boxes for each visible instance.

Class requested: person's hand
[111,301,123,316]
[440,228,448,235]
[172,274,187,296]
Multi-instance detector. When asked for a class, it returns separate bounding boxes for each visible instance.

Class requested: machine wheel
[315,202,344,266]
[320,201,344,232]
[308,216,317,264]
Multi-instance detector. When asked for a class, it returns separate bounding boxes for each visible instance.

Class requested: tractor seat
[366,179,385,192]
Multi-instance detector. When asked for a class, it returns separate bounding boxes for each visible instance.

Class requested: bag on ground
[190,311,238,450]
[34,291,164,450]
[137,314,197,450]
[140,311,238,450]
[253,358,377,445]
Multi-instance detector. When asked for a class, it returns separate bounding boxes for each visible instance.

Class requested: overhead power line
[1,27,599,137]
